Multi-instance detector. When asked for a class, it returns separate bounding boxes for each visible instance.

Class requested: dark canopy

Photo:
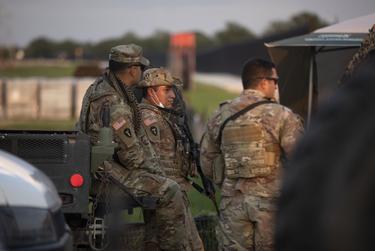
[266,13,374,122]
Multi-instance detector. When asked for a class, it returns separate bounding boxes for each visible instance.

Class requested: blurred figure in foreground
[275,50,375,251]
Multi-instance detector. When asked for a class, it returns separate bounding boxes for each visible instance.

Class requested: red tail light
[70,173,84,188]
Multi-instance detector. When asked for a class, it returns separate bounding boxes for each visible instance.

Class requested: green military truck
[0,128,147,250]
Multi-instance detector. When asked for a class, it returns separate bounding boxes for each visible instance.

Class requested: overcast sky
[0,0,374,47]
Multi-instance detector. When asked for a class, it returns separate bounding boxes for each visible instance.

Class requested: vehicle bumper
[12,231,73,251]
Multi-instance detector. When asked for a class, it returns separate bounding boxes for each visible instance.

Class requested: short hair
[241,58,276,89]
[108,59,131,73]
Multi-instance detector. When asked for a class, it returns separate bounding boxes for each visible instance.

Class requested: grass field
[185,82,237,119]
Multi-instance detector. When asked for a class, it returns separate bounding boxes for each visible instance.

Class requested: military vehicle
[0,119,147,250]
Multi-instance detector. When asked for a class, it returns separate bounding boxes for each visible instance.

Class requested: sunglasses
[264,77,279,85]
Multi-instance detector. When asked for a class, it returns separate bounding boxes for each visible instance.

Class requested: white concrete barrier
[75,78,94,118]
[6,78,39,119]
[1,73,239,121]
[39,78,73,120]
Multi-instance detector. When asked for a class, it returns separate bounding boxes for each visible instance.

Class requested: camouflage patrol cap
[138,67,183,87]
[109,44,150,66]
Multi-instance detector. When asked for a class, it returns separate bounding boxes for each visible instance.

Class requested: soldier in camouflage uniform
[200,58,304,251]
[76,44,190,251]
[137,68,204,251]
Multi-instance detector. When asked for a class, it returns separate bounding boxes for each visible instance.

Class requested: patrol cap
[138,67,183,87]
[109,44,150,66]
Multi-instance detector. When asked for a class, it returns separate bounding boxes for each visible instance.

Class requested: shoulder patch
[145,122,161,143]
[112,118,127,131]
[112,118,136,148]
[150,125,159,136]
[143,117,158,126]
[140,104,162,143]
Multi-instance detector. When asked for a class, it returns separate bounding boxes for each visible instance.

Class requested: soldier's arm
[280,110,305,159]
[139,108,162,152]
[200,111,222,180]
[110,100,162,174]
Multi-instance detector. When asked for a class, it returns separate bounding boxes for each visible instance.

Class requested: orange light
[70,173,84,188]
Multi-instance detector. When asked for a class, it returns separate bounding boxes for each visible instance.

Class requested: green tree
[141,30,170,52]
[263,11,329,35]
[0,47,14,60]
[214,22,256,45]
[119,31,142,45]
[194,31,216,51]
[88,32,143,59]
[25,37,57,58]
[56,39,80,59]
[89,38,121,59]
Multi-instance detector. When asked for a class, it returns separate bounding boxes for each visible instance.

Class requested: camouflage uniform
[200,89,303,251]
[138,68,204,250]
[76,45,190,251]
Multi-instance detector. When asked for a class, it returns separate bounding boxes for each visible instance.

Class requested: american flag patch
[143,117,158,126]
[112,118,126,130]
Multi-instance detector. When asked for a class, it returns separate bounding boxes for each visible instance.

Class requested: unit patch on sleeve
[112,117,136,147]
[124,128,132,138]
[145,122,160,143]
[150,126,158,136]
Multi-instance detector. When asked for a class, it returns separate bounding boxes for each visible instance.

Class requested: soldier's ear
[254,79,266,92]
[146,87,153,98]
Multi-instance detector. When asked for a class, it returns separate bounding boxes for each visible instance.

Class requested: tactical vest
[78,71,142,131]
[220,102,281,179]
[166,115,194,179]
[140,103,193,179]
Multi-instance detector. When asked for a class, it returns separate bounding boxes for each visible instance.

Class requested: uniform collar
[141,98,164,114]
[241,89,278,103]
[242,89,266,98]
[141,98,180,122]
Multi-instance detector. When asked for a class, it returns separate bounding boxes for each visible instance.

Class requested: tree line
[2,12,327,60]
